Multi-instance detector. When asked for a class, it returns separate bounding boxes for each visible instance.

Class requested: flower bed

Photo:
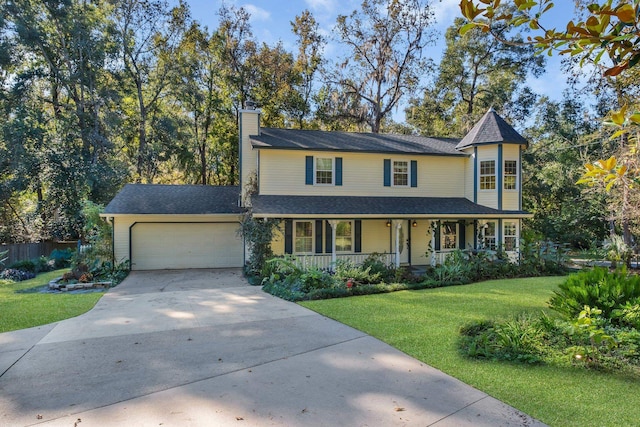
[48,277,112,291]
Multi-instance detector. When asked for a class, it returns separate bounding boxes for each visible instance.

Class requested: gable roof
[103,184,242,215]
[250,128,464,156]
[251,194,530,218]
[455,108,528,150]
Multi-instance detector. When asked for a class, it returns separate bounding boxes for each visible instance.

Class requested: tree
[112,0,189,182]
[407,16,544,136]
[460,0,640,245]
[171,23,226,185]
[290,10,325,129]
[327,0,434,133]
[249,42,302,127]
[459,0,640,77]
[2,0,123,241]
[217,4,257,116]
[522,94,609,247]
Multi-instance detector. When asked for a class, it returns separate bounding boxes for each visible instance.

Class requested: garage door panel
[132,223,243,270]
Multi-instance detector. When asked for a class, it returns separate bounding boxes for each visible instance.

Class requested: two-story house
[103,106,530,271]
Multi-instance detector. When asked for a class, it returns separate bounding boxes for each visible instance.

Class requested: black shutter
[434,222,441,251]
[284,220,293,254]
[383,159,391,186]
[325,220,332,253]
[354,220,362,253]
[411,160,418,187]
[459,220,466,250]
[335,157,343,186]
[315,220,323,253]
[305,156,313,185]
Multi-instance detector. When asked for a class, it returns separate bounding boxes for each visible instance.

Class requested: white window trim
[335,220,354,253]
[481,220,497,250]
[503,221,518,252]
[314,157,334,186]
[392,159,411,187]
[504,159,518,191]
[479,159,496,191]
[293,220,315,254]
[440,221,459,251]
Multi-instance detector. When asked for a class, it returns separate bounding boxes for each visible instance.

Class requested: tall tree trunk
[136,79,147,183]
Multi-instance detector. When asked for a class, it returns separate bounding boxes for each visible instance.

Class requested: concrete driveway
[0,269,545,426]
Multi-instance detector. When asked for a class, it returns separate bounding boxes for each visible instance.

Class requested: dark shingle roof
[250,128,464,156]
[455,108,528,150]
[104,184,243,215]
[251,195,529,217]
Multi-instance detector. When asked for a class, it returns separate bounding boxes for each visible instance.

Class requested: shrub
[9,259,36,273]
[548,267,640,323]
[240,215,280,279]
[361,253,395,281]
[34,256,55,273]
[459,314,549,364]
[604,234,633,268]
[0,269,36,282]
[49,249,73,269]
[334,259,383,285]
[298,267,335,293]
[612,298,640,329]
[519,239,568,276]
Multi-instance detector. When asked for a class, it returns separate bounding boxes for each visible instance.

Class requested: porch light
[412,220,417,228]
[386,220,391,227]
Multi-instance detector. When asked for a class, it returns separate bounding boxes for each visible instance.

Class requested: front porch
[269,217,521,270]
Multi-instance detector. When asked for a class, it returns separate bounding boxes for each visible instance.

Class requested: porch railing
[292,253,395,270]
[432,250,519,265]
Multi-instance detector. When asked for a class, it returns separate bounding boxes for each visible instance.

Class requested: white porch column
[430,220,436,267]
[328,220,339,270]
[393,220,402,268]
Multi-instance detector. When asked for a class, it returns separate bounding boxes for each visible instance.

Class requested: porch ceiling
[250,195,532,219]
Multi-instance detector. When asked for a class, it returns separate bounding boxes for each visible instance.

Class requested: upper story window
[335,221,353,252]
[294,221,314,253]
[393,161,409,186]
[480,160,496,190]
[504,160,517,190]
[306,156,342,186]
[384,159,416,187]
[441,222,458,250]
[315,158,333,185]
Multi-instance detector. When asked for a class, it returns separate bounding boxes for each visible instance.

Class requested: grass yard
[0,269,104,333]
[301,276,640,427]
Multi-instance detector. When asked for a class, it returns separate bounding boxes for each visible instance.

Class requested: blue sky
[180,0,574,122]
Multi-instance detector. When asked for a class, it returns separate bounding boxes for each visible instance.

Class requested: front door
[394,221,410,265]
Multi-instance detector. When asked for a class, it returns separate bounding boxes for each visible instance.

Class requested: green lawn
[0,269,104,333]
[300,276,640,427]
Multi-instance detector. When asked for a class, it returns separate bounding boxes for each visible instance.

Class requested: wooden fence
[1,242,78,266]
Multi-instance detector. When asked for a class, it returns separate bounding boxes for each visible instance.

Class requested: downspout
[109,217,115,270]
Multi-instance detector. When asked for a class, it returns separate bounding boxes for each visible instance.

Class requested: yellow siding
[271,222,285,255]
[259,150,467,197]
[463,148,475,201]
[502,144,521,210]
[476,146,498,209]
[112,214,242,265]
[410,220,433,265]
[362,220,393,254]
[240,111,260,204]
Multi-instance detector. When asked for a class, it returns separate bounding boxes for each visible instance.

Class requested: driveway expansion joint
[0,343,36,379]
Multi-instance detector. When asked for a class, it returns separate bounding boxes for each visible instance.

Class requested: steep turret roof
[455,108,528,150]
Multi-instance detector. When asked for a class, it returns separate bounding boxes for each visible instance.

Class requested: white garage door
[131,223,243,270]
